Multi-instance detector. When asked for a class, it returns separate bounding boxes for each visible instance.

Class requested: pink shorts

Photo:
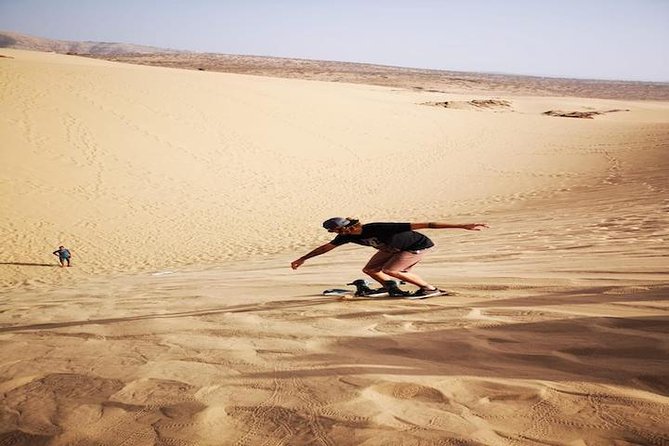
[364,248,432,273]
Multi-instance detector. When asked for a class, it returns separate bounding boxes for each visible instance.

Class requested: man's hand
[461,223,489,231]
[291,243,337,270]
[291,258,305,270]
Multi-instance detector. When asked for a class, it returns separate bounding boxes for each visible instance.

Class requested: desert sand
[0,49,668,445]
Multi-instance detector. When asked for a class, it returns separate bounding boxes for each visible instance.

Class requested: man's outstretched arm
[410,222,488,231]
[291,243,338,269]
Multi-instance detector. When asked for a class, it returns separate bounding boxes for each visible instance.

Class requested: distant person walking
[291,218,488,297]
[53,246,72,267]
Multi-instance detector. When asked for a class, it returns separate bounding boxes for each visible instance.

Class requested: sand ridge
[79,51,669,101]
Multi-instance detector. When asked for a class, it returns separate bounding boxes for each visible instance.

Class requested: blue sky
[1,0,667,81]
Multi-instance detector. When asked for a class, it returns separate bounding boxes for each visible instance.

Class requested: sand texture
[1,49,668,445]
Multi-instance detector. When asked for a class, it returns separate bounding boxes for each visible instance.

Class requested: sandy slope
[0,49,668,445]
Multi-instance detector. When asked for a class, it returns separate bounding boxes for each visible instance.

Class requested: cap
[322,217,352,230]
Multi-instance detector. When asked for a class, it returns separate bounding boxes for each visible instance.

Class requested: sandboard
[323,279,452,300]
[338,290,452,301]
[322,288,452,300]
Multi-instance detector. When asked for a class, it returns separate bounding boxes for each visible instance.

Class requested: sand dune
[0,30,184,55]
[0,49,668,445]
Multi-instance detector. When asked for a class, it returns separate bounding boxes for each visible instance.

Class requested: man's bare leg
[363,269,395,288]
[383,270,434,289]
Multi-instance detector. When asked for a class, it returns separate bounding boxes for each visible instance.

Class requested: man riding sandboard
[291,218,488,298]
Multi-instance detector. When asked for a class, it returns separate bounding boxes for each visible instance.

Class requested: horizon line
[2,28,668,85]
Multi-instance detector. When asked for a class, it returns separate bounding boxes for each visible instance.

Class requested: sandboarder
[291,218,488,297]
[53,245,72,267]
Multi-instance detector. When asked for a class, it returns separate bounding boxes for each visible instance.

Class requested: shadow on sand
[0,262,59,267]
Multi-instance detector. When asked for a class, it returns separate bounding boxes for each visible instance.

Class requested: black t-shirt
[330,223,434,252]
